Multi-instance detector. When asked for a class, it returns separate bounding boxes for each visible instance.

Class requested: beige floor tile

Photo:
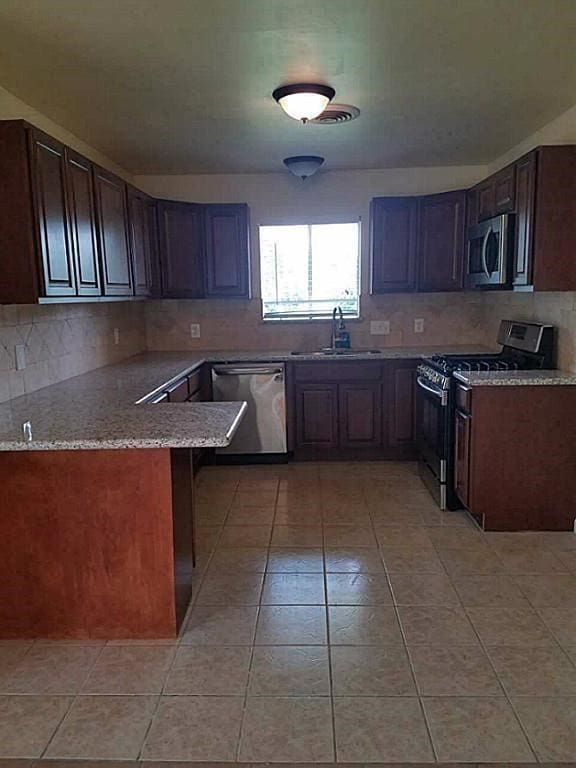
[239,696,334,762]
[382,546,445,574]
[368,506,425,527]
[331,645,415,696]
[270,525,323,548]
[261,573,325,605]
[488,646,576,696]
[375,526,434,548]
[333,696,433,762]
[274,505,322,526]
[219,525,272,548]
[389,573,460,606]
[164,646,251,694]
[0,646,101,694]
[513,696,576,761]
[46,695,157,759]
[249,645,330,695]
[181,605,258,645]
[324,547,385,573]
[195,502,230,526]
[195,571,264,605]
[225,505,276,526]
[438,547,505,576]
[423,697,534,762]
[466,606,556,646]
[485,531,576,552]
[237,477,279,493]
[326,573,393,605]
[141,696,243,761]
[514,574,576,608]
[328,606,403,645]
[207,547,268,572]
[556,549,576,574]
[0,646,31,684]
[498,548,569,575]
[255,605,327,645]
[427,526,489,550]
[81,645,175,694]
[232,491,277,508]
[453,574,530,607]
[537,605,576,647]
[321,506,372,526]
[195,526,221,553]
[0,695,71,758]
[399,606,479,645]
[409,645,501,696]
[420,507,477,528]
[323,524,378,548]
[266,548,324,573]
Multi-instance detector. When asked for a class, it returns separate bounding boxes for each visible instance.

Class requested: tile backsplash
[0,302,146,403]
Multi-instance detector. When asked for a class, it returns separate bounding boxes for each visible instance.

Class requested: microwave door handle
[481,227,492,278]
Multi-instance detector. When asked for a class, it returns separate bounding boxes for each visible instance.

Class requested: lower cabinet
[339,382,382,448]
[454,408,471,508]
[387,360,417,451]
[295,384,339,449]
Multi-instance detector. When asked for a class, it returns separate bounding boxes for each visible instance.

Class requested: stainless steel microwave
[465,213,514,289]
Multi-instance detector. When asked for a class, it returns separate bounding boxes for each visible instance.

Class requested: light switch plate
[414,318,425,333]
[370,320,390,335]
[15,344,26,371]
[190,323,201,339]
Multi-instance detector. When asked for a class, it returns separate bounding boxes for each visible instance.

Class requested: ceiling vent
[310,103,360,124]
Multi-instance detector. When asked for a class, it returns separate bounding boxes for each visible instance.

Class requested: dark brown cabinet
[295,384,339,449]
[417,190,466,292]
[93,167,133,296]
[127,187,152,297]
[339,382,382,448]
[513,151,536,287]
[370,197,418,293]
[476,164,516,221]
[157,201,205,299]
[204,204,250,298]
[65,149,101,296]
[454,407,471,508]
[387,360,417,451]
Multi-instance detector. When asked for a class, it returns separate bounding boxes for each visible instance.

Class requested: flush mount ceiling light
[273,83,335,123]
[283,155,325,180]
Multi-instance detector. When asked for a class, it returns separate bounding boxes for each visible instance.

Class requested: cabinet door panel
[339,382,382,448]
[295,384,338,448]
[454,409,471,507]
[370,197,418,293]
[477,182,495,221]
[146,200,162,297]
[204,204,250,298]
[94,168,132,296]
[29,130,76,296]
[128,189,151,296]
[387,362,417,449]
[417,190,466,292]
[65,150,101,296]
[513,152,536,287]
[157,201,204,298]
[494,166,516,214]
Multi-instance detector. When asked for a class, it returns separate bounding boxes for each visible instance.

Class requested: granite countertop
[0,346,495,451]
[454,369,576,387]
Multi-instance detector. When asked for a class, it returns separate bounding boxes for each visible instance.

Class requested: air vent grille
[310,104,360,124]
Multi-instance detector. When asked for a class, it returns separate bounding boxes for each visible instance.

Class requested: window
[259,222,360,319]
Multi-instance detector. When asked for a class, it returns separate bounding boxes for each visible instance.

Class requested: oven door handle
[481,226,492,278]
[416,375,448,406]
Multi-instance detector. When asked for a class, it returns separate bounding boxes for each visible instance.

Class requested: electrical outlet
[414,318,425,334]
[190,323,201,339]
[370,320,390,335]
[15,344,26,371]
[113,328,120,346]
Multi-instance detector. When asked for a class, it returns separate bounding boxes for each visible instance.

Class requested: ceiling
[0,0,575,174]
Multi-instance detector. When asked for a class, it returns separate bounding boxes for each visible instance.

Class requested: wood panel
[295,383,339,448]
[513,151,536,288]
[65,149,101,296]
[370,197,418,293]
[157,200,205,298]
[417,190,466,292]
[170,448,195,625]
[387,361,417,452]
[294,361,382,382]
[0,449,178,639]
[93,167,133,296]
[454,409,471,508]
[127,187,151,296]
[339,382,382,448]
[204,203,250,298]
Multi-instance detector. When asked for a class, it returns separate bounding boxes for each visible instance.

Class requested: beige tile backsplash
[0,302,146,403]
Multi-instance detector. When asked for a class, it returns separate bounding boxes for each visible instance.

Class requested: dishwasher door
[212,364,287,454]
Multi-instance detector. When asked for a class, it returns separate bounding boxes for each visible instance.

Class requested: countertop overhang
[454,369,576,387]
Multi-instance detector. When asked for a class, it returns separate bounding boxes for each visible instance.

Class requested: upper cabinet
[157,200,205,299]
[93,167,133,297]
[370,191,466,294]
[475,164,516,221]
[127,187,152,297]
[204,204,251,298]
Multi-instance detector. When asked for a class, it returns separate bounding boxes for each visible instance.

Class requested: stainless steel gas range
[416,320,555,510]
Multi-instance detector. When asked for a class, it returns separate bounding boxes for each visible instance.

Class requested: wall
[0,86,145,403]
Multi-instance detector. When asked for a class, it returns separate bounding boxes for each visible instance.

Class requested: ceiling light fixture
[283,155,325,180]
[273,83,336,123]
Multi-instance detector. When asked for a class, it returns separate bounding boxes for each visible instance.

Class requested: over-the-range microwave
[465,213,514,289]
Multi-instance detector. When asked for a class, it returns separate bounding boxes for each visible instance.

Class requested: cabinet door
[493,165,516,215]
[417,190,466,292]
[339,382,382,448]
[387,361,417,450]
[454,409,471,507]
[127,188,151,296]
[146,200,162,297]
[295,383,338,448]
[29,129,76,296]
[93,168,133,296]
[65,149,101,296]
[466,188,479,230]
[513,152,536,287]
[204,204,250,298]
[157,201,204,298]
[370,197,418,293]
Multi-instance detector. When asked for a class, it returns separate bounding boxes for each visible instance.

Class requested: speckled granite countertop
[454,370,576,386]
[0,346,494,451]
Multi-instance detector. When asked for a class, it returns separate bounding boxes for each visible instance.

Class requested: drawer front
[165,377,189,403]
[187,369,202,398]
[294,361,382,382]
[455,383,472,413]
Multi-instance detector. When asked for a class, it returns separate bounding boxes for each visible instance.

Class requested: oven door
[415,374,450,482]
[465,214,511,289]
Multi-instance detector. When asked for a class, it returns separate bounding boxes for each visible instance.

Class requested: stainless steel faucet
[331,306,350,349]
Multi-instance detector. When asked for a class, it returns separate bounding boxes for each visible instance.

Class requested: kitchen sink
[290,348,382,357]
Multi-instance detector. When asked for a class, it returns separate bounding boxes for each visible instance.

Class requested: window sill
[261,315,363,324]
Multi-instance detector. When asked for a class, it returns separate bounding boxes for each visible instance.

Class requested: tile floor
[2,461,576,763]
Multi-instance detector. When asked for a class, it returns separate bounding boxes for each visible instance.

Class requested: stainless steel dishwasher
[211,363,287,455]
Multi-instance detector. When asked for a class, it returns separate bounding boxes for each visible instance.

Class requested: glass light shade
[273,84,335,122]
[283,155,325,179]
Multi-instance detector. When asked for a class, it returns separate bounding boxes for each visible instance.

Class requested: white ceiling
[0,0,575,174]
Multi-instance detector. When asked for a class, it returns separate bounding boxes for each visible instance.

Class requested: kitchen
[1,0,576,764]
